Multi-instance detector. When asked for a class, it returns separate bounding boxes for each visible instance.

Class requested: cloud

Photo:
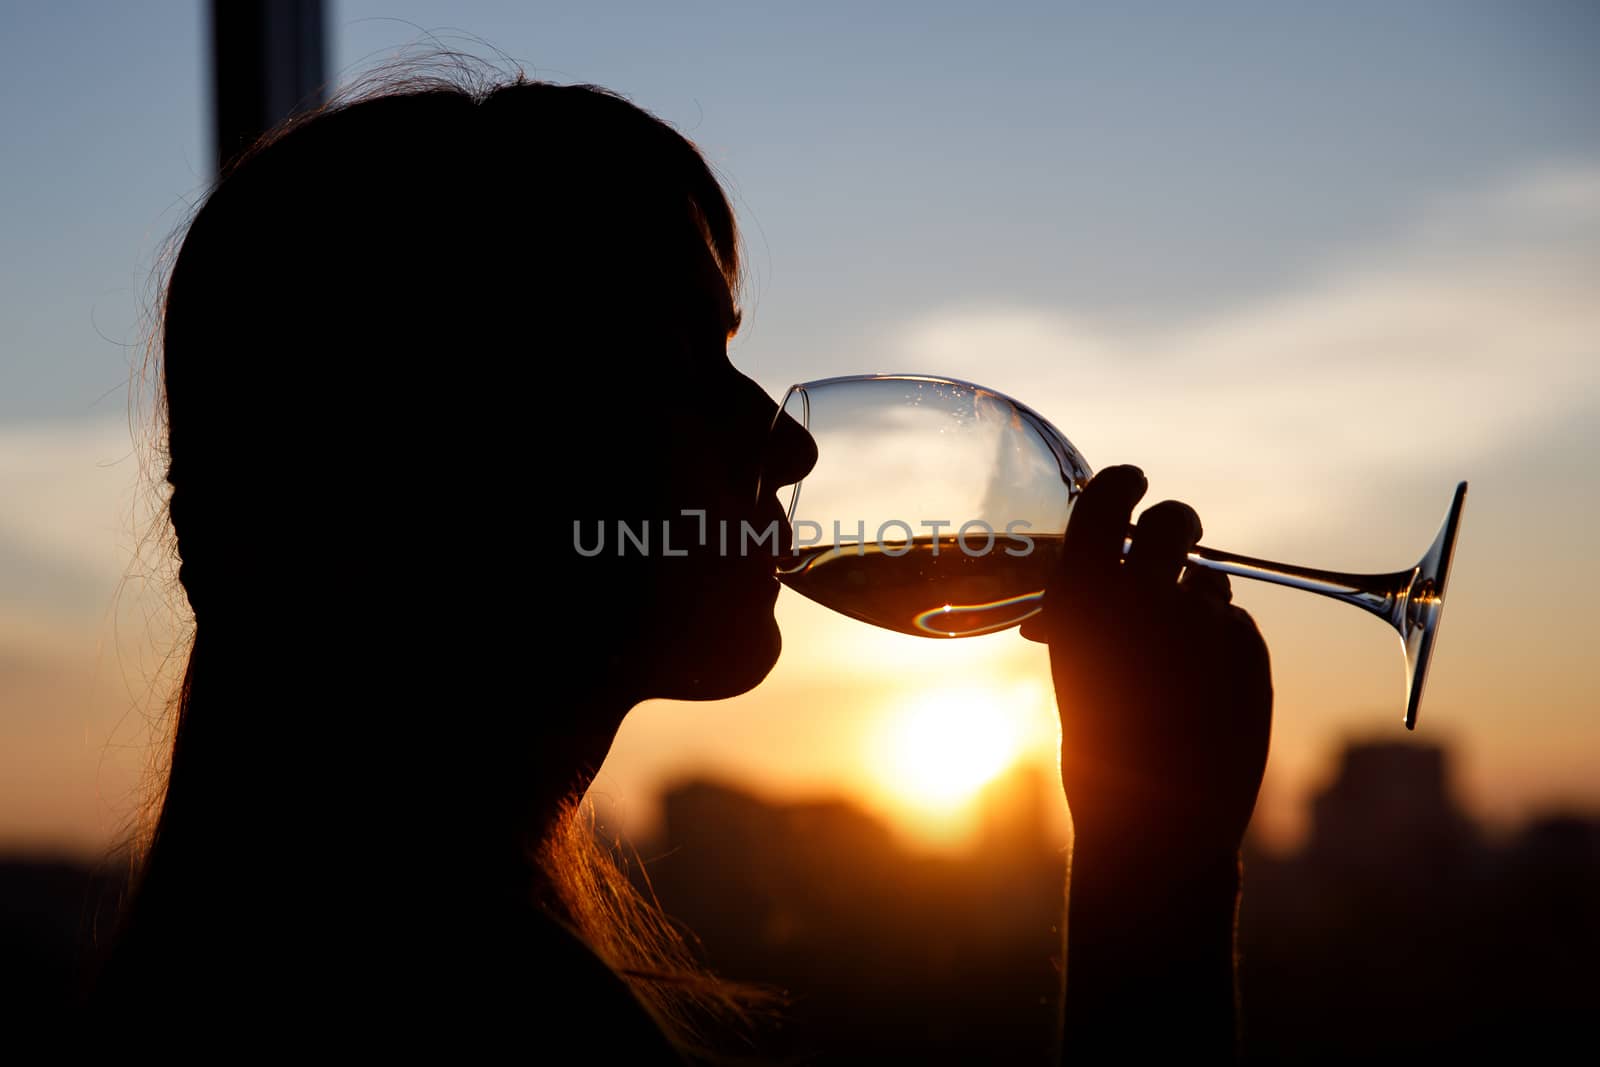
[886,165,1600,545]
[0,415,161,625]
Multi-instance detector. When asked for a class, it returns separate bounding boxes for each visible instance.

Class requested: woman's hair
[105,63,770,1053]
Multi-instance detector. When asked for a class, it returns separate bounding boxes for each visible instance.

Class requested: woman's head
[162,76,813,715]
[101,70,810,1048]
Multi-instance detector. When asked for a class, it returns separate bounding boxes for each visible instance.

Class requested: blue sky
[6,2,1597,417]
[2,2,1597,852]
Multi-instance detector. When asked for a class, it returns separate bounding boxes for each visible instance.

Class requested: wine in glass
[764,374,1465,730]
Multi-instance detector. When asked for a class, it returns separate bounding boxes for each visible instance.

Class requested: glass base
[1401,482,1468,730]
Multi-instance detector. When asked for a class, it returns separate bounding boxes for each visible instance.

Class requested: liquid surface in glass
[778,534,1063,638]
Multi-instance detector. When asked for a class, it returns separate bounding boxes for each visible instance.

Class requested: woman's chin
[655,614,782,701]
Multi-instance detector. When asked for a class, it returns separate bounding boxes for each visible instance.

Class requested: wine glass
[762,373,1465,730]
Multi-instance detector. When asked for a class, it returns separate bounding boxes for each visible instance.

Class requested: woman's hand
[1021,465,1274,1063]
[1022,464,1273,862]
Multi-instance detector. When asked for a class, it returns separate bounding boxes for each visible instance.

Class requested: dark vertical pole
[209,0,328,173]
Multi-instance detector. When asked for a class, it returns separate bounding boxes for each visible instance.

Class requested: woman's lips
[757,496,793,555]
[752,497,792,591]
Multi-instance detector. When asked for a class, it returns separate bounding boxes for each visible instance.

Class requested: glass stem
[1123,527,1416,632]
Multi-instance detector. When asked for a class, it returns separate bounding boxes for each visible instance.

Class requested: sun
[874,686,1025,813]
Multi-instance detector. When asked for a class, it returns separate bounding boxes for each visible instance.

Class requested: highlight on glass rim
[4,4,1595,1063]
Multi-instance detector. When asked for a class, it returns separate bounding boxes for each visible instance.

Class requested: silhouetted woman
[92,73,1272,1063]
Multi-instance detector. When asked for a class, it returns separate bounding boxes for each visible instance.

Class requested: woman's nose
[764,404,818,491]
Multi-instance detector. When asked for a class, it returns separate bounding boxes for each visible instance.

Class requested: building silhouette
[2,740,1596,1062]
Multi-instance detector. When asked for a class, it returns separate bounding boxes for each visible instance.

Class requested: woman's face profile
[584,244,815,703]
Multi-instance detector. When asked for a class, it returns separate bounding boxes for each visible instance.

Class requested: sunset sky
[2,1,1596,855]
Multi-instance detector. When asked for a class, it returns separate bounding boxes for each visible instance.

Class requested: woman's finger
[1019,465,1146,643]
[1179,564,1232,605]
[1126,499,1202,590]
[1061,465,1148,582]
